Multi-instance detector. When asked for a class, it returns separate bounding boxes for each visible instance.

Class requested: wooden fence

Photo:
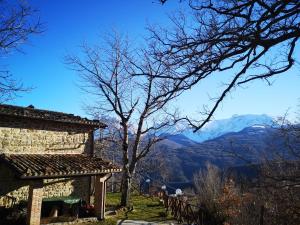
[158,191,266,225]
[107,180,210,224]
[158,191,211,225]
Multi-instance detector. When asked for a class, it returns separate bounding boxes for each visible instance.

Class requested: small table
[42,196,81,218]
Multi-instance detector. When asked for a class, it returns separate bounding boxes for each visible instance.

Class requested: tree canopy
[0,0,42,102]
[66,34,185,206]
[152,0,300,131]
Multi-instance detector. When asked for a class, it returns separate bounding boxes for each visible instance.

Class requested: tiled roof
[0,154,122,179]
[0,104,106,128]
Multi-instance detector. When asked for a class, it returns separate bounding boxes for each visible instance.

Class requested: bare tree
[149,0,300,131]
[0,0,42,102]
[222,113,300,224]
[66,34,185,207]
[193,162,223,213]
[255,117,300,225]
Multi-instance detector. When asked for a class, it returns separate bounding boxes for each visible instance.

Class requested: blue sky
[4,0,300,121]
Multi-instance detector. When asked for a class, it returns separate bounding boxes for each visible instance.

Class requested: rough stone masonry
[0,114,93,207]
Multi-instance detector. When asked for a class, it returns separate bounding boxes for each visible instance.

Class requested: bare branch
[0,0,43,102]
[150,0,300,132]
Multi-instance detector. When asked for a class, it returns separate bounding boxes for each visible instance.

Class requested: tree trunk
[120,120,131,207]
[120,170,132,207]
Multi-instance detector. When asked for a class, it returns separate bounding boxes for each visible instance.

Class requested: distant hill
[99,114,296,186]
[150,124,291,182]
[162,114,275,143]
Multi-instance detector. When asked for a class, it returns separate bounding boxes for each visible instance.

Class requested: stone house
[0,104,121,225]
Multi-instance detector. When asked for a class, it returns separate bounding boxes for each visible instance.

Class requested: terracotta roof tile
[0,154,122,179]
[0,104,106,128]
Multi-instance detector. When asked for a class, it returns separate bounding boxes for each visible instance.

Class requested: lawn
[77,192,173,225]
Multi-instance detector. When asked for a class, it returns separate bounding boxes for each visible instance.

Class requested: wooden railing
[106,180,208,224]
[158,191,266,225]
[159,191,209,225]
[106,179,266,225]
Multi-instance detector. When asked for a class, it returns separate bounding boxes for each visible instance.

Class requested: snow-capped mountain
[173,114,275,143]
[152,124,281,182]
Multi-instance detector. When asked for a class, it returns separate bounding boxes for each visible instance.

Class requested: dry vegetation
[193,160,300,225]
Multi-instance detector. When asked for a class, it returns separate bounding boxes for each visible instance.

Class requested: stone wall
[0,115,93,154]
[0,115,94,207]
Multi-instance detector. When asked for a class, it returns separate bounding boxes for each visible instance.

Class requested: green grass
[108,192,172,221]
[76,218,117,225]
[80,192,173,225]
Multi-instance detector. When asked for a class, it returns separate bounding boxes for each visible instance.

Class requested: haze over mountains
[147,114,288,182]
[102,114,295,183]
[162,114,275,143]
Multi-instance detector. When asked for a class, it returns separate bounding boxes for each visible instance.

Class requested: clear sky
[4,0,300,121]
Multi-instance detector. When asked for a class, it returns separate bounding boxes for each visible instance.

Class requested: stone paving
[117,220,177,225]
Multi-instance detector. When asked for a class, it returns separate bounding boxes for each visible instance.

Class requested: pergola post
[94,174,110,220]
[27,180,43,225]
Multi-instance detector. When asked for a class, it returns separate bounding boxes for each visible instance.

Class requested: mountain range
[146,114,296,183]
[162,114,275,143]
[101,114,297,184]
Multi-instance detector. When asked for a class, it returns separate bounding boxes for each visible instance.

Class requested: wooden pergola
[1,154,122,225]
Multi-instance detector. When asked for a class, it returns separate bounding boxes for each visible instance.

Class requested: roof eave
[0,113,107,129]
[19,169,122,180]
